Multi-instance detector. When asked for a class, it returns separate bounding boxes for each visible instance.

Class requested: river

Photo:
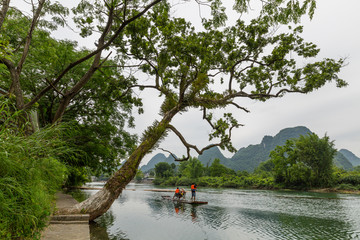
[82,182,360,240]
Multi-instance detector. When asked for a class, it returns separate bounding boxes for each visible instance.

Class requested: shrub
[176,177,193,187]
[338,174,360,186]
[163,177,179,186]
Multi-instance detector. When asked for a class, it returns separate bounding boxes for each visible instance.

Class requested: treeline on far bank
[142,133,360,191]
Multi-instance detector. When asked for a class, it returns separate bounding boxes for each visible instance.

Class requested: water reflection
[190,206,197,222]
[86,184,360,240]
[90,221,111,240]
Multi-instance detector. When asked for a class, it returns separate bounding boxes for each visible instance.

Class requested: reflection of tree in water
[90,221,110,240]
[90,211,115,240]
[91,211,132,240]
[94,211,115,228]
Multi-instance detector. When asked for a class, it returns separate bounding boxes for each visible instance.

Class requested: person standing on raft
[191,183,197,201]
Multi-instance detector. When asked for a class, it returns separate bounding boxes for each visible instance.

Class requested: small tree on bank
[270,133,337,188]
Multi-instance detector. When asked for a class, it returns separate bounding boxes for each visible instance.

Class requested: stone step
[51,214,89,222]
[49,220,89,225]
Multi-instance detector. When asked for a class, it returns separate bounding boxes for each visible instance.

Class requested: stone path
[41,192,90,240]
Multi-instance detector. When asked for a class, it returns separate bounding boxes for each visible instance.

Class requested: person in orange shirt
[191,183,197,201]
[173,187,181,200]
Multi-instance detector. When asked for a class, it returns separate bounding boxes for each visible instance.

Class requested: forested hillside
[339,149,360,167]
[141,126,357,172]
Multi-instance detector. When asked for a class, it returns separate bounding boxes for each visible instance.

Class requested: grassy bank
[0,100,69,239]
[0,127,68,239]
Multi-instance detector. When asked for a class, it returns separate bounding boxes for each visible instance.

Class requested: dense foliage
[0,99,68,239]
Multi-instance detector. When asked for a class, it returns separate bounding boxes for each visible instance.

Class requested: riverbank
[41,192,90,240]
[309,188,360,194]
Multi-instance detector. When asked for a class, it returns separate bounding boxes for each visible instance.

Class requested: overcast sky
[12,0,360,163]
[135,0,360,165]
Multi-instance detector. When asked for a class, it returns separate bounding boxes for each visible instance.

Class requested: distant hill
[228,126,312,172]
[334,152,353,170]
[140,153,177,172]
[339,149,360,167]
[140,126,359,173]
[198,147,229,167]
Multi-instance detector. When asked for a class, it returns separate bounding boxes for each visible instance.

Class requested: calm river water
[83,182,360,240]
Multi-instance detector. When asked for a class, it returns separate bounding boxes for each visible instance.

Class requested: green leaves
[260,0,317,24]
[270,133,337,188]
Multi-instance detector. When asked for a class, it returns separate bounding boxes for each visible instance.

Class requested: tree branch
[165,124,233,162]
[17,0,46,73]
[44,78,64,97]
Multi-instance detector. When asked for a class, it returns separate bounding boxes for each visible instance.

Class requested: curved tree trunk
[66,109,178,221]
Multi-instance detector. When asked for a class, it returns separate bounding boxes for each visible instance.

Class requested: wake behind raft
[161,195,208,205]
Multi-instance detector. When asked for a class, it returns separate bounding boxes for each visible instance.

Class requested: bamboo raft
[161,195,208,205]
[73,186,136,191]
[144,189,188,193]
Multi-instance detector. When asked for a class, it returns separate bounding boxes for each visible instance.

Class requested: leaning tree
[64,0,346,220]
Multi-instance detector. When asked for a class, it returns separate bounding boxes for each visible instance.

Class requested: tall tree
[181,157,205,179]
[209,159,235,177]
[66,0,346,220]
[154,162,173,178]
[270,133,336,187]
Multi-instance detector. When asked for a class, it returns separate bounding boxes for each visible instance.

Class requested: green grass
[0,98,68,239]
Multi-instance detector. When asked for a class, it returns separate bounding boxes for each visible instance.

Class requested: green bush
[222,179,240,188]
[162,177,179,186]
[176,177,194,187]
[197,176,222,188]
[338,174,360,186]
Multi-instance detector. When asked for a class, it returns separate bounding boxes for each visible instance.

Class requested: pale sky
[11,0,360,163]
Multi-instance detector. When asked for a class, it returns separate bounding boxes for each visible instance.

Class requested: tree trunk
[0,0,10,31]
[65,109,178,221]
[9,71,25,109]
